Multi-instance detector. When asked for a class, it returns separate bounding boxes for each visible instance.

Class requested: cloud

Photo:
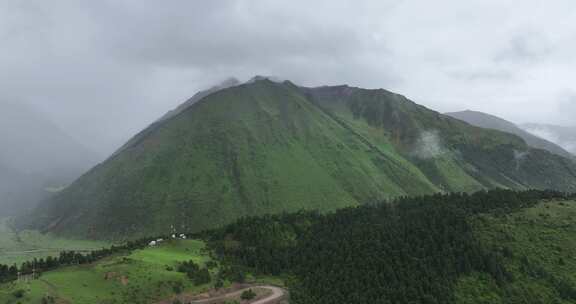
[494,31,553,64]
[412,131,446,159]
[1,0,576,156]
[557,92,576,124]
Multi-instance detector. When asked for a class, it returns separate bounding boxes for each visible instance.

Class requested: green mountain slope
[303,86,576,191]
[19,79,576,239]
[446,110,574,159]
[522,122,576,155]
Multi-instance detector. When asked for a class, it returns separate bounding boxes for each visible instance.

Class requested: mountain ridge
[445,110,574,159]
[19,79,576,239]
[521,122,576,155]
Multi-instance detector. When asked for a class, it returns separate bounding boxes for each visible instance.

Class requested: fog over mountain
[446,110,574,159]
[3,2,576,302]
[0,101,100,215]
[1,0,576,156]
[2,0,576,217]
[522,123,576,155]
[0,101,99,179]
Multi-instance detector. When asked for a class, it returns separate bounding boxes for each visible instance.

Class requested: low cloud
[1,0,576,156]
[513,150,529,170]
[524,125,576,154]
[412,130,446,159]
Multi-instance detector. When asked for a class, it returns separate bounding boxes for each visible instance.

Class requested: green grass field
[0,239,215,304]
[0,218,109,265]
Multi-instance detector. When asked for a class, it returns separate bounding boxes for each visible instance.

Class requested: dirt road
[185,285,286,304]
[250,286,285,304]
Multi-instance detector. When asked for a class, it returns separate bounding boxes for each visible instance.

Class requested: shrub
[12,289,25,298]
[241,289,257,301]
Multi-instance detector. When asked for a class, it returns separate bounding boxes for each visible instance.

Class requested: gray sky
[2,0,576,155]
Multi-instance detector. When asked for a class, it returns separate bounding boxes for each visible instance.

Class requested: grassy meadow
[0,239,215,304]
[0,218,109,265]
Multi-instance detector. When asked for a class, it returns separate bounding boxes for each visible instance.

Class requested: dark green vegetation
[241,289,257,300]
[176,259,212,285]
[20,79,576,239]
[207,189,576,304]
[446,110,574,159]
[455,199,576,303]
[5,190,576,303]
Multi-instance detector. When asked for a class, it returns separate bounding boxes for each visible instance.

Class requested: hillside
[0,239,217,304]
[445,110,574,159]
[207,190,576,304]
[112,78,241,158]
[3,190,575,304]
[19,79,576,239]
[522,123,576,155]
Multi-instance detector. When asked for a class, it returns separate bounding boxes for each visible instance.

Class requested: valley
[3,79,576,303]
[0,237,285,304]
[2,190,576,303]
[4,2,576,303]
[0,218,108,265]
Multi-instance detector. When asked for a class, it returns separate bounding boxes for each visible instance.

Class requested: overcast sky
[2,0,576,155]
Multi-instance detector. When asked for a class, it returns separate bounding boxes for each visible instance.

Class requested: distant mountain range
[0,101,100,215]
[0,160,47,216]
[19,78,576,239]
[445,110,574,159]
[521,123,576,155]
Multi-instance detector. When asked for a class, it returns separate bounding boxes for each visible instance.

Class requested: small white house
[148,240,157,247]
[171,234,176,239]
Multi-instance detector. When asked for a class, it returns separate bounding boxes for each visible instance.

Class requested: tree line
[0,238,155,283]
[2,189,574,303]
[205,189,575,304]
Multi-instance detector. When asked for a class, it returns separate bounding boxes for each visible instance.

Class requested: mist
[2,0,576,214]
[1,0,576,156]
[412,130,446,159]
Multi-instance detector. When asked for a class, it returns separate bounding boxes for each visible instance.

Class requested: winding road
[188,285,286,304]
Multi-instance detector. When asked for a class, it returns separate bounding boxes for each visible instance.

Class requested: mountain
[111,78,241,158]
[19,79,576,239]
[208,190,576,304]
[445,110,574,159]
[0,160,46,216]
[0,101,100,215]
[0,101,99,183]
[158,77,241,123]
[521,123,576,155]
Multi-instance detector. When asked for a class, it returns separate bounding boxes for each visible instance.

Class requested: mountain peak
[247,75,284,83]
[21,82,576,239]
